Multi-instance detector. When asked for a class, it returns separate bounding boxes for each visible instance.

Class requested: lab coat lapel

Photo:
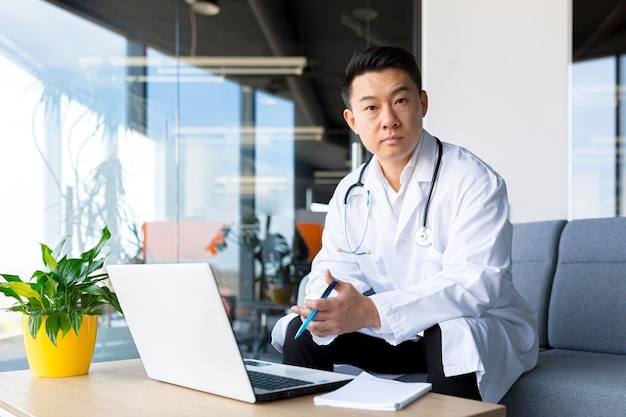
[395,132,439,242]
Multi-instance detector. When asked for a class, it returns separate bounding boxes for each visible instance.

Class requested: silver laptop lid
[107,263,257,403]
[107,262,353,403]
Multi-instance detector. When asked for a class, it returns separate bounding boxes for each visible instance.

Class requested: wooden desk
[0,359,505,417]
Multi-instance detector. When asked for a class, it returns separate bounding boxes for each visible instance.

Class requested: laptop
[107,262,353,403]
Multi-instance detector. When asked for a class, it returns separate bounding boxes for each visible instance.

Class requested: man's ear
[343,108,358,135]
[420,90,429,117]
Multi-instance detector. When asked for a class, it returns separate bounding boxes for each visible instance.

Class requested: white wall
[422,0,571,223]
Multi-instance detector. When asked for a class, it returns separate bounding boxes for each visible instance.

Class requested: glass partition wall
[0,0,298,368]
[1,0,625,371]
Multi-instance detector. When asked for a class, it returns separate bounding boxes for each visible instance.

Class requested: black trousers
[282,317,481,401]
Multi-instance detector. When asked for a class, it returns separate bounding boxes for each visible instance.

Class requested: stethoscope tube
[420,138,443,233]
[414,138,442,247]
[339,138,443,254]
[343,157,372,205]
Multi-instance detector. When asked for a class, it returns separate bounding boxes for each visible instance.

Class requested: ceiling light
[177,126,325,142]
[186,0,220,16]
[180,56,308,75]
[96,56,308,76]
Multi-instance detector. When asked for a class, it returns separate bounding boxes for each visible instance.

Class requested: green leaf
[100,286,123,314]
[80,226,111,262]
[83,259,106,280]
[54,258,83,287]
[58,311,73,337]
[45,313,61,347]
[31,271,56,304]
[0,285,24,306]
[68,310,83,336]
[50,236,68,261]
[28,314,43,340]
[81,284,123,314]
[40,243,58,272]
[0,274,24,283]
[0,282,42,304]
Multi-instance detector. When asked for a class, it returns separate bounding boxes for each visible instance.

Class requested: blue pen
[294,280,338,339]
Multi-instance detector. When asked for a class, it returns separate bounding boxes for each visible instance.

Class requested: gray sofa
[297,217,626,415]
[500,217,626,416]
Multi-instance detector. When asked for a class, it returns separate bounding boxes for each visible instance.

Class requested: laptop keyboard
[248,370,313,391]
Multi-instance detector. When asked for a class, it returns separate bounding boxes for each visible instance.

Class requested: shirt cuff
[369,293,396,336]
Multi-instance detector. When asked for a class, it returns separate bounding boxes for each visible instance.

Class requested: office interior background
[0,0,625,368]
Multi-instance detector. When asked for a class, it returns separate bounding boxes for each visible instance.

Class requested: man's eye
[395,98,407,104]
[365,106,376,111]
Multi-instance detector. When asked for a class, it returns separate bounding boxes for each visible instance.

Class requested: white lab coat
[272,130,538,403]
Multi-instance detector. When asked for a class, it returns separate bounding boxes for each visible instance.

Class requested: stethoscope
[338,138,443,255]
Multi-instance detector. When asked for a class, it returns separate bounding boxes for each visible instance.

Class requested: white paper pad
[314,371,432,411]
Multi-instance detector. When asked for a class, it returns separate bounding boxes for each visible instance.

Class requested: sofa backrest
[511,220,567,348]
[548,217,626,354]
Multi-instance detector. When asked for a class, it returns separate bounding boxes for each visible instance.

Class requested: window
[0,0,297,368]
[571,56,620,218]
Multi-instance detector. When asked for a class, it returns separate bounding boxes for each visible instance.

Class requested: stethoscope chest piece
[415,226,433,247]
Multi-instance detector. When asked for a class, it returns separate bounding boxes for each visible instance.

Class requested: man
[271,46,537,403]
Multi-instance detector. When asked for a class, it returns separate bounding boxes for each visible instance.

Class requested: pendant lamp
[186,0,220,16]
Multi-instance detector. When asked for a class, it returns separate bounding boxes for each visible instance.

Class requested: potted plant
[0,226,122,377]
[261,231,298,304]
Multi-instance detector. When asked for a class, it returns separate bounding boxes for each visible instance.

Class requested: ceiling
[46,0,414,178]
[46,0,626,190]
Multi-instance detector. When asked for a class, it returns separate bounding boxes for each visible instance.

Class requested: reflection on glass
[144,48,243,296]
[0,0,153,368]
[620,55,626,216]
[571,57,616,218]
[0,0,298,365]
[254,91,296,302]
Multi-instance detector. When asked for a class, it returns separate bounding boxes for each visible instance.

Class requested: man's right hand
[290,269,381,337]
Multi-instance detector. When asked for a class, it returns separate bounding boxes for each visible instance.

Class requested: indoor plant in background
[0,226,122,377]
[215,215,308,304]
[261,217,310,304]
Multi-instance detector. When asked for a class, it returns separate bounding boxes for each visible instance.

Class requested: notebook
[107,262,353,403]
[314,371,432,411]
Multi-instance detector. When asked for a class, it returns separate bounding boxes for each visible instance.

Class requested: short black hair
[340,46,422,109]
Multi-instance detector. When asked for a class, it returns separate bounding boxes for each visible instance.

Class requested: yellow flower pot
[22,314,99,378]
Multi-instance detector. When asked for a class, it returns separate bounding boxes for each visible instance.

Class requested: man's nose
[381,107,400,129]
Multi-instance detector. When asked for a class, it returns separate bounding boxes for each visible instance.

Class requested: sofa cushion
[511,220,566,348]
[500,349,626,417]
[548,217,626,353]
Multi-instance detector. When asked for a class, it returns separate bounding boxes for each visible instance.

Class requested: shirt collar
[371,130,425,191]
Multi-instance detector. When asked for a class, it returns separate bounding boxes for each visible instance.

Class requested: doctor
[271,46,538,403]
